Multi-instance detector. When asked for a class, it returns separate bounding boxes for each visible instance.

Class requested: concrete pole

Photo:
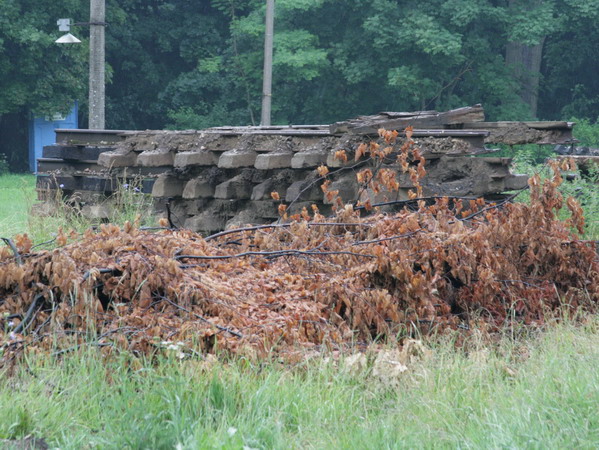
[89,0,105,129]
[261,0,275,126]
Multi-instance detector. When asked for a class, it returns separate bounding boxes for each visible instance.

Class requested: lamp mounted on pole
[55,19,81,44]
[55,0,106,130]
[261,0,275,127]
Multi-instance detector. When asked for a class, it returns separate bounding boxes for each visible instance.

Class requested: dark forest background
[1,0,598,169]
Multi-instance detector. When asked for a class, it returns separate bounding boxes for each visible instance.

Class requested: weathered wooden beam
[209,124,329,131]
[37,158,105,173]
[463,121,574,130]
[462,121,575,145]
[55,129,128,146]
[411,130,489,152]
[330,104,485,135]
[202,129,331,137]
[36,158,172,177]
[42,145,114,161]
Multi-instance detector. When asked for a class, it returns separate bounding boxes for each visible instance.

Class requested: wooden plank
[36,174,78,191]
[410,130,489,138]
[37,158,105,173]
[201,129,332,137]
[209,124,329,131]
[330,104,485,135]
[411,130,489,152]
[55,129,128,145]
[36,175,157,196]
[463,121,574,130]
[42,145,114,161]
[462,123,575,145]
[36,158,172,176]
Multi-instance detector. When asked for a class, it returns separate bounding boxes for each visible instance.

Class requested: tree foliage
[0,0,598,131]
[0,0,87,116]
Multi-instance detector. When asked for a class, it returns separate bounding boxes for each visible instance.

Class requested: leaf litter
[0,160,597,365]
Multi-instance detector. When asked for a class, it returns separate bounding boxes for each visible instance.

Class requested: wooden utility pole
[89,0,105,129]
[261,0,275,126]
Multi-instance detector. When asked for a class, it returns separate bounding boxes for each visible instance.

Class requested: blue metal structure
[28,103,78,172]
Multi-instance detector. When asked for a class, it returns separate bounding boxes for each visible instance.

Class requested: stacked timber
[35,105,574,233]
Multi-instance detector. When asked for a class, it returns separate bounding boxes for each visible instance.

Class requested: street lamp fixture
[55,19,81,43]
[55,0,106,129]
[55,32,82,44]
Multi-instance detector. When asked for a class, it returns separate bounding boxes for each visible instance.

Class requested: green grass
[0,173,598,448]
[0,321,597,448]
[0,174,36,238]
[0,174,155,243]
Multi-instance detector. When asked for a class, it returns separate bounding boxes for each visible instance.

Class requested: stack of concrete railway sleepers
[35,105,575,233]
[35,129,162,219]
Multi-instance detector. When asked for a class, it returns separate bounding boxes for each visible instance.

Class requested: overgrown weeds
[0,318,597,449]
[26,175,155,244]
[0,150,596,361]
[0,137,597,447]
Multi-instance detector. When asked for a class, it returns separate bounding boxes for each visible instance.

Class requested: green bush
[570,117,599,147]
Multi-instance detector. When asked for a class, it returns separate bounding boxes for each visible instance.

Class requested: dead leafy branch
[0,132,597,363]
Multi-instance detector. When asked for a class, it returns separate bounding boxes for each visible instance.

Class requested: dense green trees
[0,0,87,117]
[0,0,87,169]
[133,0,598,128]
[1,0,598,138]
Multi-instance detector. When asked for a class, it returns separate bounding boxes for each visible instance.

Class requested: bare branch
[176,249,376,261]
[204,222,372,242]
[1,238,23,265]
[13,294,44,334]
[82,268,117,282]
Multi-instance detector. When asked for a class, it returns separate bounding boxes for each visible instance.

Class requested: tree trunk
[506,39,545,118]
[506,0,546,118]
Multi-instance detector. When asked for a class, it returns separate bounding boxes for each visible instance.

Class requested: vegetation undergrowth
[0,133,597,447]
[0,174,36,238]
[1,133,596,359]
[0,318,597,449]
[509,161,599,239]
[0,175,155,244]
[496,119,599,239]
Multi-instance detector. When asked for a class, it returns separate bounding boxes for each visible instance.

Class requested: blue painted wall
[28,103,78,173]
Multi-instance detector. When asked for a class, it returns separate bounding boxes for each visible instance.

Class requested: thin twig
[285,158,372,213]
[13,294,44,334]
[82,268,117,282]
[31,237,57,250]
[205,222,372,242]
[459,188,528,222]
[160,296,243,338]
[354,230,424,246]
[1,238,23,265]
[354,195,479,211]
[51,342,114,356]
[50,326,141,356]
[176,249,376,261]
